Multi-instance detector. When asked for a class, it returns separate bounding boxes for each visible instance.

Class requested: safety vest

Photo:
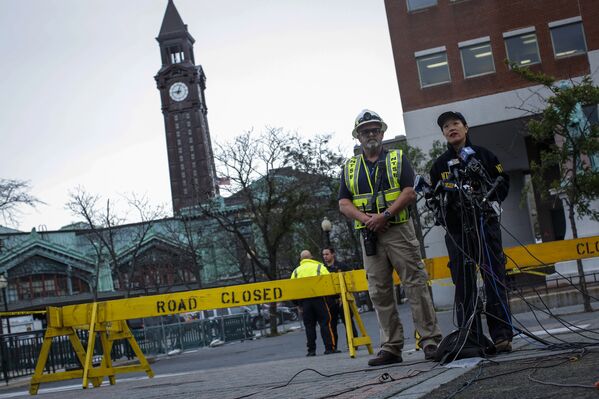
[291,259,330,279]
[344,149,409,229]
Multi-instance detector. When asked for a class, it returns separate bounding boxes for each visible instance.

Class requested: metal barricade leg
[338,273,373,358]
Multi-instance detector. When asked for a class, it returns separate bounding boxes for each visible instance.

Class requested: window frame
[503,27,542,68]
[458,36,496,79]
[415,46,451,88]
[548,17,587,59]
[406,0,437,12]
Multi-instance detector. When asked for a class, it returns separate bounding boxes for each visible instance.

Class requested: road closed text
[221,287,283,305]
[156,297,198,314]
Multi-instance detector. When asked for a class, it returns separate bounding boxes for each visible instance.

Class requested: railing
[0,314,254,383]
[509,269,599,297]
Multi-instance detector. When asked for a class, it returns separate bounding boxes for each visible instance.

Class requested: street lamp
[321,217,332,247]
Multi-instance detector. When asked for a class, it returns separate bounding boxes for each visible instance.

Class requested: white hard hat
[352,109,387,138]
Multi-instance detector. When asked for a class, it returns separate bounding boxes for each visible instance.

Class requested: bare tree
[0,179,42,227]
[201,128,344,336]
[163,216,206,289]
[65,187,165,298]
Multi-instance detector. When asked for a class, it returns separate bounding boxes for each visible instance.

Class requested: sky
[0,0,405,232]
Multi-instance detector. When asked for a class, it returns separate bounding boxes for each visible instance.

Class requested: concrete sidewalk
[2,305,599,398]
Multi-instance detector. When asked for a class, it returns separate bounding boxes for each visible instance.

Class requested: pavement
[1,304,599,398]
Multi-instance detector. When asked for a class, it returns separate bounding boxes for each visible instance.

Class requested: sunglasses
[359,128,382,137]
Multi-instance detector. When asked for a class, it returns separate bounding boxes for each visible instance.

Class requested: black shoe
[423,344,438,361]
[324,349,341,355]
[494,340,512,353]
[306,351,316,357]
[368,350,402,366]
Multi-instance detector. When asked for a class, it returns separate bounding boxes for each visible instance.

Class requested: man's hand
[365,212,389,233]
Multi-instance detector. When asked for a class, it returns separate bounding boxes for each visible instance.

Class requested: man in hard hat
[291,250,339,356]
[338,110,442,366]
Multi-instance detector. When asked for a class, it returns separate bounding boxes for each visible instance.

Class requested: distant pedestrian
[322,247,358,350]
[290,250,339,356]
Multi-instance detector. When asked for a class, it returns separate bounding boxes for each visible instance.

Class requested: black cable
[443,361,485,399]
[229,360,435,399]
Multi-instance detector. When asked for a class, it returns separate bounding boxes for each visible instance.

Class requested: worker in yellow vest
[339,109,442,366]
[291,250,339,356]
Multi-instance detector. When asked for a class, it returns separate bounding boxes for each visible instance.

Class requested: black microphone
[482,176,505,203]
[431,179,445,197]
[447,158,460,180]
[414,175,432,194]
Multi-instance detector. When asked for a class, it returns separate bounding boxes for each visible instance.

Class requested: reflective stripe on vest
[344,149,409,229]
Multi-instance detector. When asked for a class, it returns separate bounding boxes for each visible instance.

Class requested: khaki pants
[361,219,442,356]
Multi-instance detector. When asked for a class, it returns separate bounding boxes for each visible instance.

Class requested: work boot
[423,344,438,360]
[324,349,341,355]
[306,350,316,357]
[494,340,512,353]
[368,350,402,366]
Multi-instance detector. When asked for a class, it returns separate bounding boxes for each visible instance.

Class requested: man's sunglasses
[359,128,382,137]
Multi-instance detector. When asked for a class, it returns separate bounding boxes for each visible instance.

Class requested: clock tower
[155,0,219,213]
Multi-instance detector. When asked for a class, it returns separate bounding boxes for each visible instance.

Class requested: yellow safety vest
[291,259,330,279]
[344,149,409,229]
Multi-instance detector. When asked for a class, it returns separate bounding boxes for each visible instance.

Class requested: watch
[169,82,189,102]
[383,210,392,220]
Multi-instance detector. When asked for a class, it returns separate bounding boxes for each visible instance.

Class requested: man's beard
[364,139,382,152]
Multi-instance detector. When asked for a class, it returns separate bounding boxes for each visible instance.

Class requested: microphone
[431,179,445,197]
[482,176,505,203]
[459,146,475,162]
[414,175,432,194]
[447,158,461,180]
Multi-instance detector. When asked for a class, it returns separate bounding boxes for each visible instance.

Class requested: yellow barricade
[30,272,373,395]
[424,234,599,279]
[29,234,599,394]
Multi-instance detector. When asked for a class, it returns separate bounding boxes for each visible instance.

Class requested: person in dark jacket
[322,247,358,350]
[429,111,513,353]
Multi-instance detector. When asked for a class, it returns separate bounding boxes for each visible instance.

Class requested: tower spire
[158,0,188,38]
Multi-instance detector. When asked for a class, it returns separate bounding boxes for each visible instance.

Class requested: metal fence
[0,314,253,383]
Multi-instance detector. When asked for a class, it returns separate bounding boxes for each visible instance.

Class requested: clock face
[169,82,189,102]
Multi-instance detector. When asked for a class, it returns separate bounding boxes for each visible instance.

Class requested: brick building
[385,0,599,258]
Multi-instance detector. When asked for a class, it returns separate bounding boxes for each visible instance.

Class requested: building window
[174,114,179,121]
[459,38,495,78]
[415,47,450,88]
[549,18,587,58]
[504,28,541,66]
[407,0,437,11]
[168,45,184,64]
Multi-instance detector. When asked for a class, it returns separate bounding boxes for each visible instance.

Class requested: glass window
[416,51,450,88]
[550,22,586,58]
[460,42,495,78]
[407,0,437,11]
[505,32,541,66]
